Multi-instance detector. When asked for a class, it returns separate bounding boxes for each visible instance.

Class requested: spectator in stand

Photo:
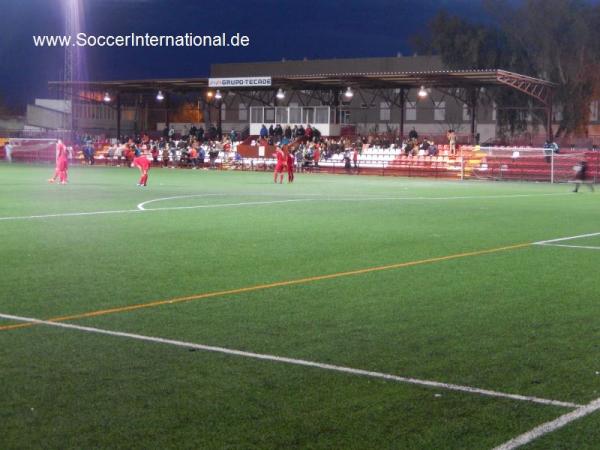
[284,125,292,140]
[447,129,456,156]
[198,144,206,168]
[428,141,438,156]
[162,147,170,167]
[419,139,430,156]
[260,124,268,139]
[197,127,204,141]
[305,124,313,140]
[408,127,418,140]
[313,127,321,141]
[268,124,274,137]
[190,125,197,138]
[189,146,198,168]
[151,146,159,164]
[313,144,320,168]
[230,129,237,142]
[297,125,305,137]
[168,126,175,139]
[163,126,169,139]
[274,124,283,139]
[208,146,219,169]
[292,125,298,137]
[295,148,303,172]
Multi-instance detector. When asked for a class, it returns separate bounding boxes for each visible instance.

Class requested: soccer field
[1,164,599,449]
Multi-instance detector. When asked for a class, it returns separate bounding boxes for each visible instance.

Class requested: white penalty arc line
[0,312,581,410]
[493,398,600,450]
[137,193,224,210]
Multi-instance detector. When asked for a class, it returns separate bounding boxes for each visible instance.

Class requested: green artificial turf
[1,164,599,449]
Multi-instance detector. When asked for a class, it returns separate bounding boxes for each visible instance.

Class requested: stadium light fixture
[156,90,164,101]
[215,90,222,100]
[103,92,111,103]
[206,90,214,98]
[276,88,285,99]
[344,87,354,99]
[418,86,428,98]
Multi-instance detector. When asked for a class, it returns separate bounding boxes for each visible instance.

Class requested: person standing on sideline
[573,160,595,192]
[4,140,13,163]
[48,138,69,184]
[287,151,295,183]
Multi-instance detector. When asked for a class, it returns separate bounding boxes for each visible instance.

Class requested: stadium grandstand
[2,55,599,183]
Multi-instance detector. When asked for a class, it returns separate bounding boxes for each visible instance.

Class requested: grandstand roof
[50,68,556,105]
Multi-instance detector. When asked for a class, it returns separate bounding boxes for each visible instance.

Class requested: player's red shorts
[275,163,286,173]
[56,158,68,171]
[134,156,150,171]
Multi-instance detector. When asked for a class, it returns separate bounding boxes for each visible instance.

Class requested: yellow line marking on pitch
[0,242,531,332]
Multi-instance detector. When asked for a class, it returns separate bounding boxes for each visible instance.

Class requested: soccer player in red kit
[287,151,295,183]
[274,146,286,184]
[48,139,68,184]
[133,152,151,186]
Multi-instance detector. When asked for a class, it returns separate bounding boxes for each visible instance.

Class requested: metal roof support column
[546,92,554,142]
[116,93,121,142]
[165,92,170,130]
[399,88,406,140]
[470,88,478,144]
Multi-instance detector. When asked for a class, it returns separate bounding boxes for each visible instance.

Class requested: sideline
[0,312,581,410]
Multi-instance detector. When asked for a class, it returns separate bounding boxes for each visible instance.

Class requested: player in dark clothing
[573,160,595,192]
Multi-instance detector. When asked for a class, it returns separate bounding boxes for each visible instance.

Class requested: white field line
[0,199,314,221]
[534,232,600,245]
[0,312,581,409]
[0,192,570,221]
[137,193,224,210]
[0,208,140,221]
[536,243,600,251]
[143,198,315,212]
[493,398,600,450]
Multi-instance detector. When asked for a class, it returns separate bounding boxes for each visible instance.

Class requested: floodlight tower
[63,0,76,130]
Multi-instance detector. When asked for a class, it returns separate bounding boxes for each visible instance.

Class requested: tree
[416,0,600,138]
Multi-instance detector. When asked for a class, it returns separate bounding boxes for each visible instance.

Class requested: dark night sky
[0,0,491,111]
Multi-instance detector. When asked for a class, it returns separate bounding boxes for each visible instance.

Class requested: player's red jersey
[275,149,285,164]
[274,148,286,173]
[56,142,67,160]
[134,155,150,170]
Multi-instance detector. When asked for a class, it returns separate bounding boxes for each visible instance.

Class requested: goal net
[471,146,594,183]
